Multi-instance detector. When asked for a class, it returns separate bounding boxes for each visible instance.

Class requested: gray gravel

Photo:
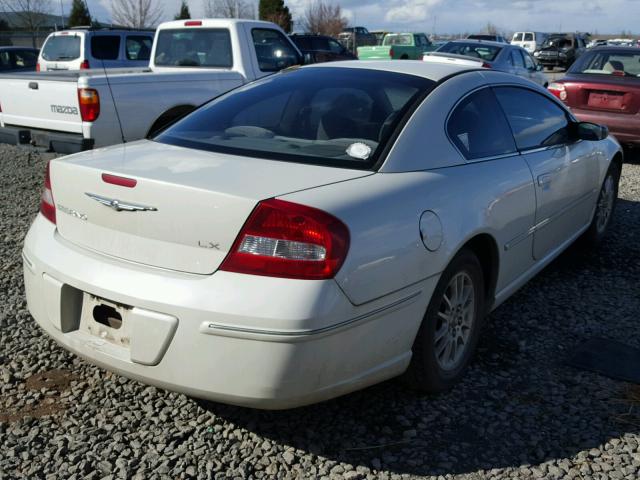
[1,143,640,479]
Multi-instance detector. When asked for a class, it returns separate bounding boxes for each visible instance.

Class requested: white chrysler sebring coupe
[23,61,621,409]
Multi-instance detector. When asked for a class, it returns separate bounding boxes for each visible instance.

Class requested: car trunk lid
[562,74,640,114]
[51,140,372,275]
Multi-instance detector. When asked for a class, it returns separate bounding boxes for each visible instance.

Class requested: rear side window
[91,35,121,60]
[510,50,525,68]
[494,87,570,150]
[513,33,523,42]
[524,33,534,41]
[252,29,300,72]
[155,28,232,67]
[447,88,516,160]
[126,36,152,60]
[42,35,80,61]
[291,36,311,50]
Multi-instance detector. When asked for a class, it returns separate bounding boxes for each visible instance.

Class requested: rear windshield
[438,42,502,61]
[467,35,495,41]
[42,35,80,61]
[155,67,434,170]
[154,28,232,67]
[383,34,412,46]
[571,50,640,77]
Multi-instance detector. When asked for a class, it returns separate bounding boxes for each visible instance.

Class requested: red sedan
[548,47,640,147]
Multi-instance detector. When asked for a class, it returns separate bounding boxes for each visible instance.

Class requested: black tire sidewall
[409,249,485,392]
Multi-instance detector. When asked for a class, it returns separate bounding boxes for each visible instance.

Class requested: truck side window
[251,29,300,72]
[91,36,121,61]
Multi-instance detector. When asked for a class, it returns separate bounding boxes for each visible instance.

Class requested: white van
[511,32,547,53]
[37,28,154,71]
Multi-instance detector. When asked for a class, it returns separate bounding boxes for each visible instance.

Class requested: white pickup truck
[0,19,302,153]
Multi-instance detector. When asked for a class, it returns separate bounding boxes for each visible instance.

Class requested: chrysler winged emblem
[85,193,158,212]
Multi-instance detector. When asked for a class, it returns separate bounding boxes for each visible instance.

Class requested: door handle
[28,82,38,90]
[537,173,553,187]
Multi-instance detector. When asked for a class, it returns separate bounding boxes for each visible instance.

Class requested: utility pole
[59,0,65,28]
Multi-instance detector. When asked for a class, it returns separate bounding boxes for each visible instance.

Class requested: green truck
[357,33,436,60]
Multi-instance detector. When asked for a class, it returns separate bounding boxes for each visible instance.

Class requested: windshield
[156,68,433,170]
[437,42,502,61]
[542,36,571,49]
[383,34,413,46]
[42,35,80,61]
[571,50,640,77]
[154,28,232,67]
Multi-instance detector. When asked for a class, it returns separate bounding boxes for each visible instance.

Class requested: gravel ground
[1,143,640,480]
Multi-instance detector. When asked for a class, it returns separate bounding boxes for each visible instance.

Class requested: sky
[63,0,640,35]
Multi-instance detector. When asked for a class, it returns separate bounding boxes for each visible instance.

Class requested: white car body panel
[52,140,371,274]
[22,61,623,408]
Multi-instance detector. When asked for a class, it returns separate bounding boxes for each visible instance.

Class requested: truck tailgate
[0,74,82,133]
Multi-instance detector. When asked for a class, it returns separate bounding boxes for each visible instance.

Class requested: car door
[494,86,599,260]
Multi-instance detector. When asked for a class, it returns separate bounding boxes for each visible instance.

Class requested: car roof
[589,46,640,52]
[446,39,507,47]
[0,46,38,50]
[306,60,480,82]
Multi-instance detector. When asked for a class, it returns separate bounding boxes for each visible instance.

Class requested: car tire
[582,162,621,245]
[402,248,485,393]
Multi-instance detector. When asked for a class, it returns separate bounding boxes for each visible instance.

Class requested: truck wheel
[402,248,485,393]
[400,54,409,60]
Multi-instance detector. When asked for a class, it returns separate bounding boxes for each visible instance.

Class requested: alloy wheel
[434,271,476,371]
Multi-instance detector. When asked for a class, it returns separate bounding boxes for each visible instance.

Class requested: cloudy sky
[71,0,638,35]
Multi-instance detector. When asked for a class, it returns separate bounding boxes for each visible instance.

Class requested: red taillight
[220,199,350,280]
[80,59,90,69]
[35,62,40,72]
[548,82,567,101]
[389,48,394,58]
[185,20,202,26]
[102,173,137,188]
[40,161,56,224]
[481,62,492,68]
[78,88,100,122]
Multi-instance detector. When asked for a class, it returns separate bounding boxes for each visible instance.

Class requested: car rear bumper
[571,108,640,146]
[23,214,433,409]
[0,125,94,154]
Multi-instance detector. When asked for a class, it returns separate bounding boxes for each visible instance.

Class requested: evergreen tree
[68,0,92,27]
[259,0,292,33]
[174,1,191,20]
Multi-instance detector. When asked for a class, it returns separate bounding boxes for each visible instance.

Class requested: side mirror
[571,121,608,141]
[303,53,314,65]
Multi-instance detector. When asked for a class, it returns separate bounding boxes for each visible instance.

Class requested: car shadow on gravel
[198,197,640,477]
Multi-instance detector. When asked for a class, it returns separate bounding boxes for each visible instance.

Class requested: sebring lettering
[50,105,79,115]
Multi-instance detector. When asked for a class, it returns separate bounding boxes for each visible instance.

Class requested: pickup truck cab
[0,19,302,153]
[357,33,434,60]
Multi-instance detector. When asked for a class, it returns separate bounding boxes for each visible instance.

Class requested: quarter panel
[281,157,536,305]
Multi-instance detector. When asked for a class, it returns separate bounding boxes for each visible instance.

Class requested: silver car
[425,40,548,86]
[23,60,622,408]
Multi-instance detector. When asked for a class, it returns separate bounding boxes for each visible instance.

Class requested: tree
[68,0,91,27]
[203,0,253,19]
[111,0,163,29]
[259,0,291,32]
[301,0,346,37]
[174,0,190,20]
[0,0,52,47]
[484,21,498,35]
